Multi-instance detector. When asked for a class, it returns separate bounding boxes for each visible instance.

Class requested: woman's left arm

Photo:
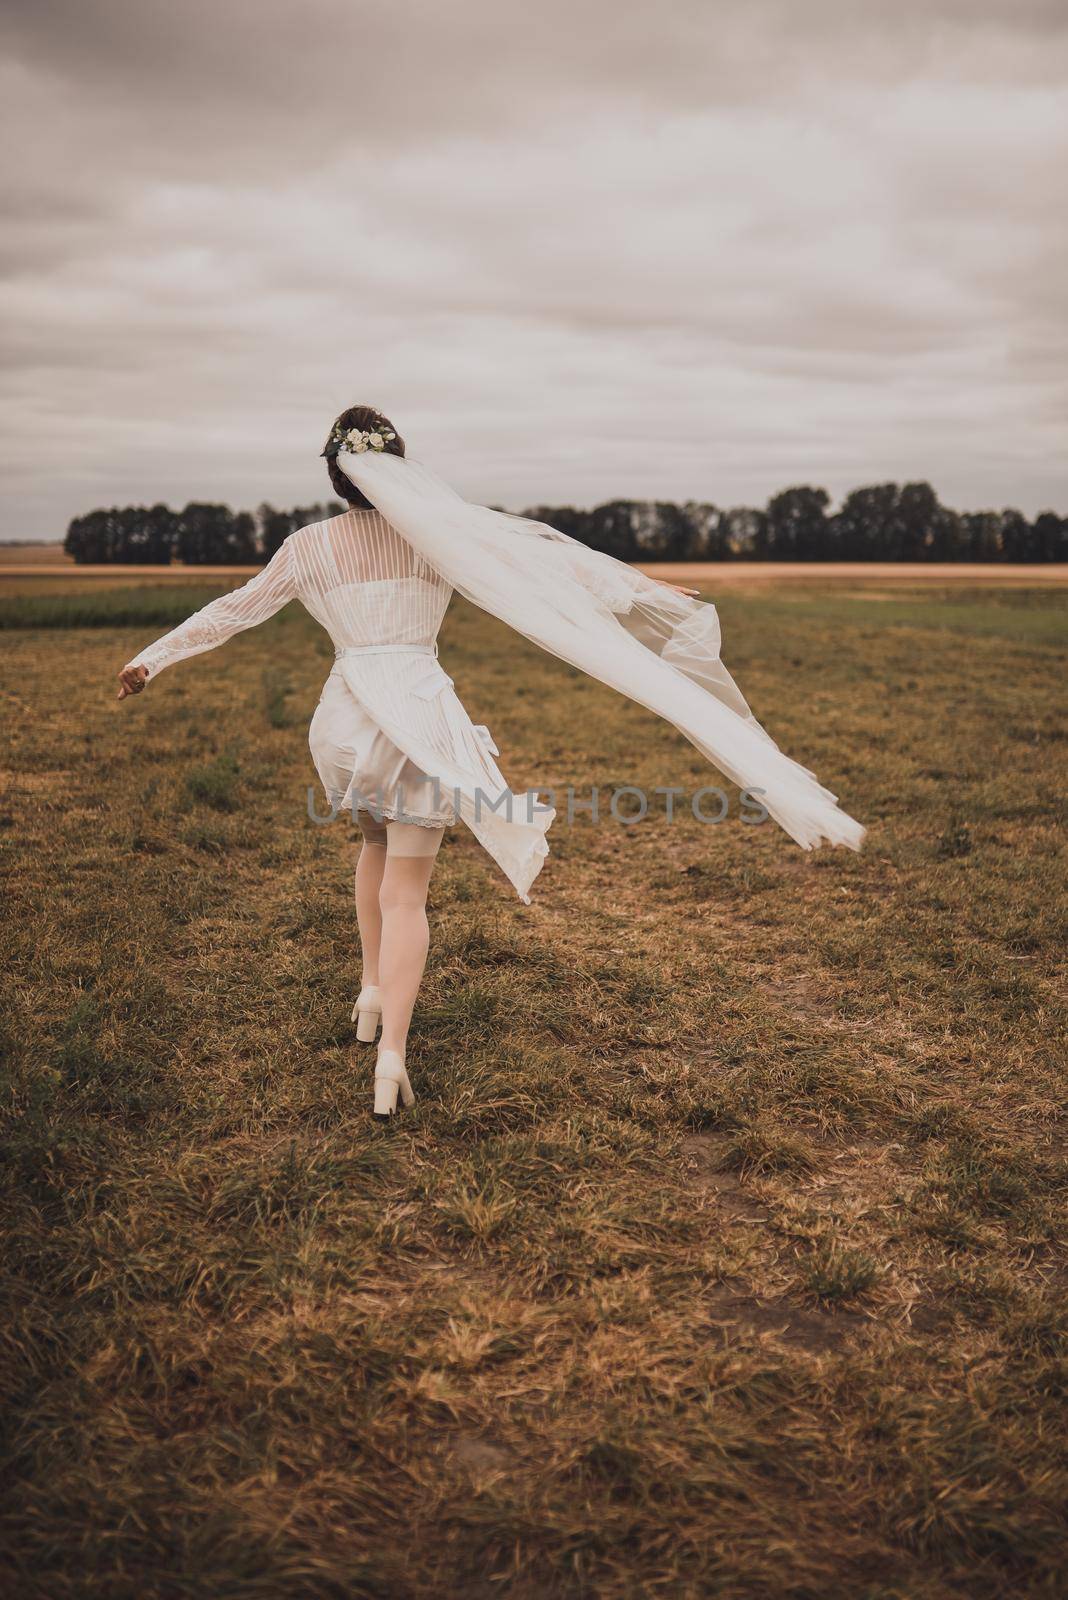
[117,537,298,698]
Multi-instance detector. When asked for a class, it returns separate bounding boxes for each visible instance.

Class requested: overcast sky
[1,0,1065,538]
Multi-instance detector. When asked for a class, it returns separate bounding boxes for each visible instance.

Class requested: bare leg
[377,821,444,1057]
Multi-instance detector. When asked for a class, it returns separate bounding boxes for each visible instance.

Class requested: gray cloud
[1,0,1066,538]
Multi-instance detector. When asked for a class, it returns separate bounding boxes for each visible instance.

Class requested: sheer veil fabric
[336,448,867,857]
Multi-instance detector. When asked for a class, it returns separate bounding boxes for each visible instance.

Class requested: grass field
[1,575,1066,1598]
[0,542,71,565]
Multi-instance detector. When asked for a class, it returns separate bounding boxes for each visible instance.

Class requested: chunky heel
[373,1048,414,1120]
[352,985,382,1042]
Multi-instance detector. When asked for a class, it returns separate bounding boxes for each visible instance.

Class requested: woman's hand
[117,664,148,700]
[656,581,700,598]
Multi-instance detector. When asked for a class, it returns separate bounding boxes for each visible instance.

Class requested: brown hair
[323,405,406,509]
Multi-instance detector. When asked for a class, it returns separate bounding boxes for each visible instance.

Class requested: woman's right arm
[118,536,298,695]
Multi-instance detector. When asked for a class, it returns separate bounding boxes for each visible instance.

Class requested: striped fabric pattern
[135,508,452,677]
[130,508,555,902]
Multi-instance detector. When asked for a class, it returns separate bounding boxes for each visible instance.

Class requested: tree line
[65,482,1066,564]
[528,483,1066,563]
[63,501,346,565]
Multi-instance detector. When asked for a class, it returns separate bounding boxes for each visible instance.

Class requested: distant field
[2,551,1067,591]
[641,561,1068,588]
[1,583,1066,1597]
[0,542,70,565]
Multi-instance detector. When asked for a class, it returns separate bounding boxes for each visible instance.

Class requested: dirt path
[634,561,1068,586]
[3,557,1067,586]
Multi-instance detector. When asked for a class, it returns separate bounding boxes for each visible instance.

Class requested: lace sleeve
[126,537,299,680]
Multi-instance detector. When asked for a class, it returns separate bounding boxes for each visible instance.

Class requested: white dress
[131,508,554,901]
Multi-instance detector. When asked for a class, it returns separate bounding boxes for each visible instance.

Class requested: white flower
[368,432,384,449]
[345,428,364,447]
[353,439,369,453]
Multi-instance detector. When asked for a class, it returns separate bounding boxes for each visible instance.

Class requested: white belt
[334,643,438,659]
[333,643,496,751]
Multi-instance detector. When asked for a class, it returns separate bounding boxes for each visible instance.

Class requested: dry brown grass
[0,543,71,566]
[1,578,1066,1598]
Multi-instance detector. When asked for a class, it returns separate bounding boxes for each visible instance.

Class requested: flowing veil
[337,447,866,853]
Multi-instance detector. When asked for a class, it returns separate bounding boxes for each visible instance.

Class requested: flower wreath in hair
[321,415,397,460]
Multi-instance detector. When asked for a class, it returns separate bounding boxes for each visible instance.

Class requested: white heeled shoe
[351,984,382,1042]
[373,1048,415,1121]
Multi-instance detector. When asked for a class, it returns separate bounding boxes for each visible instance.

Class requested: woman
[119,404,864,1119]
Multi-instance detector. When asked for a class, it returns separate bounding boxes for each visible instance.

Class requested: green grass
[0,585,237,629]
[0,583,1066,1598]
[713,587,1068,649]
